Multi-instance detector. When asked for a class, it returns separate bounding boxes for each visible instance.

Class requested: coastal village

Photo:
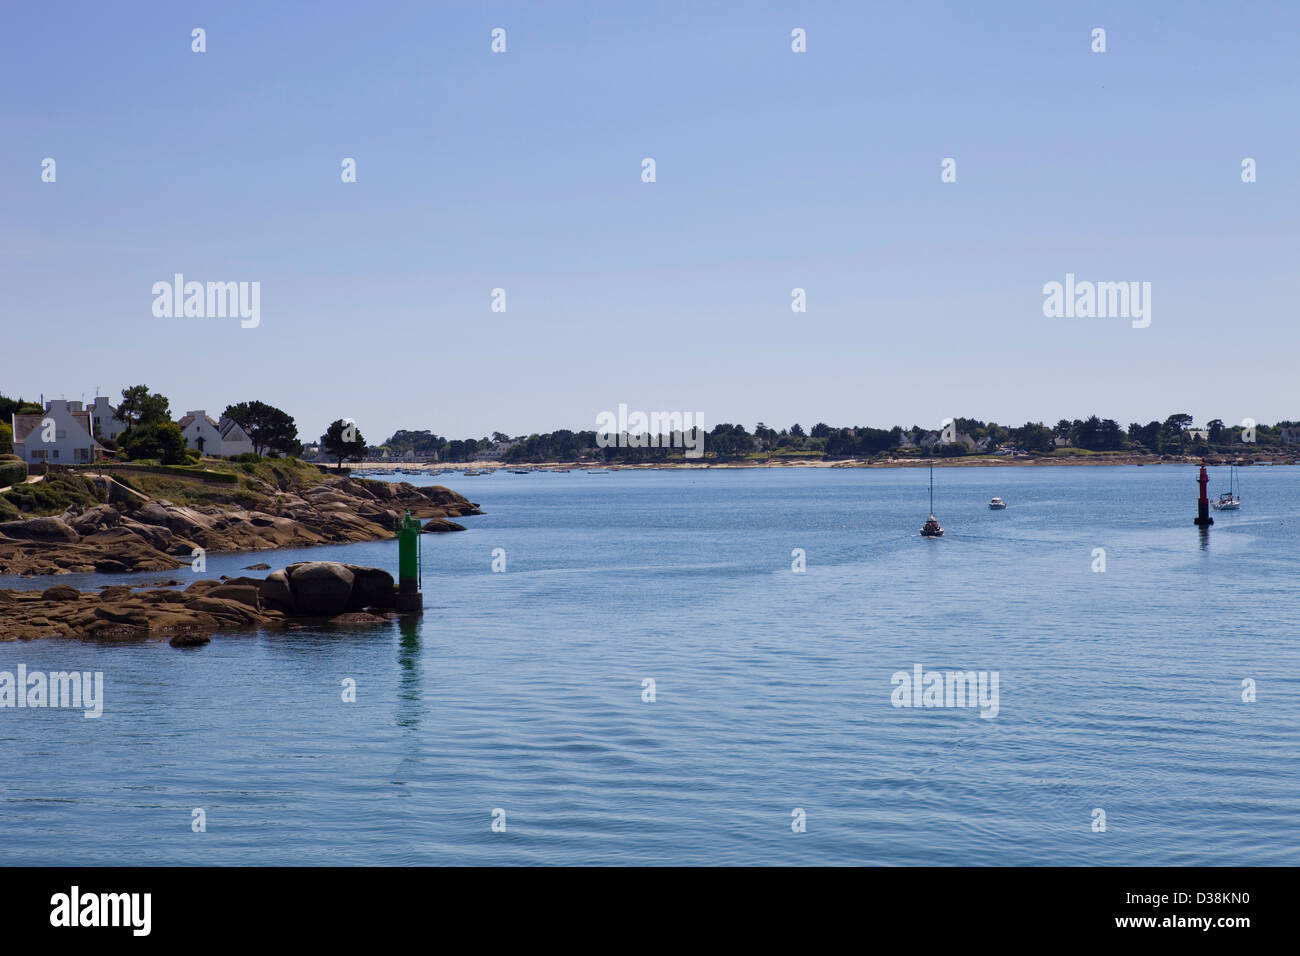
[4,393,1299,470]
[5,395,254,465]
[0,389,484,642]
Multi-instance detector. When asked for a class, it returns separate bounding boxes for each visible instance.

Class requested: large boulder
[285,562,355,615]
[344,565,396,611]
[132,502,172,527]
[41,584,81,602]
[159,506,216,540]
[69,505,124,535]
[258,570,295,613]
[0,517,81,543]
[206,585,261,611]
[181,595,263,626]
[92,605,150,629]
[170,633,211,648]
[422,518,466,533]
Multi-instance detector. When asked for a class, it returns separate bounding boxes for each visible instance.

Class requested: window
[52,450,59,459]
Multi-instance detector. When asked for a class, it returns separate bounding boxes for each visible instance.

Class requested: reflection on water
[397,615,420,731]
[393,615,422,795]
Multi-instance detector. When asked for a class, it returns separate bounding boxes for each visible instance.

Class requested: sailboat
[1211,465,1241,510]
[920,460,944,537]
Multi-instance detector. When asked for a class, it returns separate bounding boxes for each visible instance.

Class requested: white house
[89,395,128,442]
[177,411,255,457]
[10,400,102,465]
[218,417,254,456]
[480,438,520,460]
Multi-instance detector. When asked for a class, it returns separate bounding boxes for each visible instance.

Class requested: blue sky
[2,1,1297,443]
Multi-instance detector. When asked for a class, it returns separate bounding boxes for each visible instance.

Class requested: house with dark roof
[10,400,103,464]
[177,411,254,457]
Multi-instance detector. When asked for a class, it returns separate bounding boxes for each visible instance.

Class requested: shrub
[0,457,26,488]
[120,422,188,465]
[2,473,99,515]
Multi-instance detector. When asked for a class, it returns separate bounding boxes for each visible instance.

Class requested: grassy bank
[1,457,336,518]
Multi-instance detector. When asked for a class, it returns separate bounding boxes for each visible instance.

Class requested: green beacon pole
[396,509,423,613]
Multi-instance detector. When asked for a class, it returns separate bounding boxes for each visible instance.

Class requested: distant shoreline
[322,453,1297,473]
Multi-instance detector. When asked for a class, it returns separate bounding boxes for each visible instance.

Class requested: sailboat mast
[929,460,934,512]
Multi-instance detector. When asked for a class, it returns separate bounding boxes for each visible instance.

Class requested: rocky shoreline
[0,561,415,644]
[0,474,482,577]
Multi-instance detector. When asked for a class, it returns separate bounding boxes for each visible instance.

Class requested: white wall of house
[218,419,254,456]
[11,400,100,464]
[179,411,225,456]
[179,411,256,456]
[89,396,127,441]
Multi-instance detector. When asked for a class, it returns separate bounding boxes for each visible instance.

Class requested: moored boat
[1211,465,1241,510]
[920,460,944,537]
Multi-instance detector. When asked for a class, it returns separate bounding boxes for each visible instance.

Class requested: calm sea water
[2,465,1298,865]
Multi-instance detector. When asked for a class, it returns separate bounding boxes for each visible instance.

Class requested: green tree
[321,419,367,468]
[1129,421,1161,452]
[1098,418,1124,449]
[120,421,188,465]
[0,421,12,456]
[1073,416,1098,449]
[1013,422,1054,453]
[221,400,301,456]
[117,385,171,429]
[0,393,43,421]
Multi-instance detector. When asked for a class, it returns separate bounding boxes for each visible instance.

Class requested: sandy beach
[321,452,1298,473]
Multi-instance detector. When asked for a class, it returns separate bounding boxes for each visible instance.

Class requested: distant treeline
[377,414,1298,463]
